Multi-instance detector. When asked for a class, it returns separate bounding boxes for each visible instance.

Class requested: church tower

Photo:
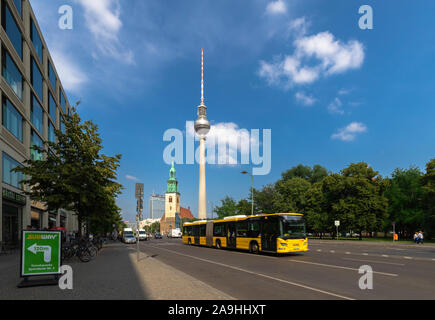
[164,162,180,219]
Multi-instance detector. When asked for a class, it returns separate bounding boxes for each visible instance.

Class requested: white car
[124,235,137,244]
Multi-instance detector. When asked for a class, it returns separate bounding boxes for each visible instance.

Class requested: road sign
[335,221,340,227]
[21,231,62,277]
[135,183,144,199]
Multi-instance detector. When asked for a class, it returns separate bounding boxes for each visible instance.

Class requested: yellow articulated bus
[182,213,308,254]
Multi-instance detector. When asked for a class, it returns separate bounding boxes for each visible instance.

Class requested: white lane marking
[362,253,369,256]
[342,258,405,266]
[404,257,413,260]
[345,252,351,255]
[382,255,389,258]
[317,249,322,252]
[330,250,335,253]
[147,245,355,300]
[286,260,398,277]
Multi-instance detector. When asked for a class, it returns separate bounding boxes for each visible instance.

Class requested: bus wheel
[216,240,222,249]
[250,242,259,254]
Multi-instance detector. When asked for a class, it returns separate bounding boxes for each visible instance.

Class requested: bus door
[227,222,237,249]
[261,217,278,252]
[206,221,214,247]
[194,225,200,245]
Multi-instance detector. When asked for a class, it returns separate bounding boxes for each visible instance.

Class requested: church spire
[167,162,178,193]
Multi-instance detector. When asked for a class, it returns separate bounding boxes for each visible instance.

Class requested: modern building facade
[0,0,78,249]
[149,193,165,220]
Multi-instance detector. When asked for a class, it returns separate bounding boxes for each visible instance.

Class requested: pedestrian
[414,232,419,244]
[418,231,424,244]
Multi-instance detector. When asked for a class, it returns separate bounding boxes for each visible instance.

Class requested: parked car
[154,233,163,239]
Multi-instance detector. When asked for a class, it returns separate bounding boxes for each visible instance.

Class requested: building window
[48,121,56,143]
[2,47,23,100]
[30,130,43,161]
[48,60,56,92]
[2,152,23,189]
[2,1,22,59]
[60,90,66,113]
[31,95,43,133]
[30,18,43,62]
[2,97,22,141]
[31,57,43,101]
[12,0,22,17]
[60,118,65,134]
[169,196,173,203]
[48,92,57,123]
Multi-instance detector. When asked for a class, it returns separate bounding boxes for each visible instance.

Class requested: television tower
[194,49,211,220]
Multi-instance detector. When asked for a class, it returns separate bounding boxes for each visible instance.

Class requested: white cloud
[328,97,344,115]
[331,122,367,142]
[288,17,309,36]
[295,32,364,75]
[76,0,134,63]
[50,49,88,92]
[126,175,140,181]
[258,26,365,88]
[295,92,316,106]
[266,0,287,15]
[188,122,256,165]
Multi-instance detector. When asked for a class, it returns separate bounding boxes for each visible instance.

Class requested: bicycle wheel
[78,248,92,262]
[88,245,98,258]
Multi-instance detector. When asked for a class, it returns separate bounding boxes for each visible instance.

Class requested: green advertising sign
[21,231,62,277]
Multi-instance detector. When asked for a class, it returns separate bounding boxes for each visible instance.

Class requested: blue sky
[30,0,435,222]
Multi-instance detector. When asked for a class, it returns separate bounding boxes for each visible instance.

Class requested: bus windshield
[279,215,306,239]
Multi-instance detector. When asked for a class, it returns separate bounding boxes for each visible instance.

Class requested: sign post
[392,222,396,242]
[18,231,62,288]
[335,221,340,240]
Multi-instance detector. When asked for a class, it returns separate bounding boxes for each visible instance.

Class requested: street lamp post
[241,171,254,216]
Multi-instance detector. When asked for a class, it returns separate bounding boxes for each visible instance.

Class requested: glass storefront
[2,203,20,247]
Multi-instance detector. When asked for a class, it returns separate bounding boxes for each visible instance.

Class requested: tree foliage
[214,159,435,239]
[14,106,123,235]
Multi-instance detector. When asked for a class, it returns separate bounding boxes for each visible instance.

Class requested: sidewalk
[130,246,233,300]
[310,239,435,249]
[0,242,232,300]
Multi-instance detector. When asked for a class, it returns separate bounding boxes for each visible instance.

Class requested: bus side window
[214,224,224,237]
[237,221,248,237]
[248,220,260,238]
[200,224,206,237]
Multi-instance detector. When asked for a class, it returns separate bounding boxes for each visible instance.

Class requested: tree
[252,184,277,214]
[321,163,389,239]
[274,177,311,213]
[304,182,328,236]
[384,167,426,238]
[14,106,123,236]
[236,199,252,216]
[281,164,329,183]
[422,158,435,238]
[213,196,237,218]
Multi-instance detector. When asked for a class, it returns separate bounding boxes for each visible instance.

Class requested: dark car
[154,233,162,239]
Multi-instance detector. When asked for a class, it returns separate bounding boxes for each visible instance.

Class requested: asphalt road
[139,238,435,300]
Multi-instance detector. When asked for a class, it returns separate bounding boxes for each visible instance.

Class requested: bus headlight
[280,243,288,247]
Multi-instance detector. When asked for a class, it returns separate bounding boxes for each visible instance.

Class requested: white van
[168,228,182,238]
[138,229,147,241]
